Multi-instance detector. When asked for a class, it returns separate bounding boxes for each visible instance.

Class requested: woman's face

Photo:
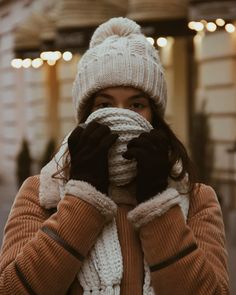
[91,87,153,122]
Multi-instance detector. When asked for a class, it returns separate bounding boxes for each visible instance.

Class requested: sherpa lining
[65,179,117,222]
[128,188,189,229]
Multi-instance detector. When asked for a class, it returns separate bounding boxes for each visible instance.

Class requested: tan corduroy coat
[0,176,229,294]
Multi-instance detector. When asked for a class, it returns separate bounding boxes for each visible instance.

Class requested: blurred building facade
[0,0,236,230]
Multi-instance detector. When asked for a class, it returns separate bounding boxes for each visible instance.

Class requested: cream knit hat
[72,17,167,120]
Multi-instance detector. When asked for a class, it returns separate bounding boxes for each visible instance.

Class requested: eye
[130,102,146,110]
[92,96,113,111]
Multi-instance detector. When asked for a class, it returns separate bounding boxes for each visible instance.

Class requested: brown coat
[0,176,229,294]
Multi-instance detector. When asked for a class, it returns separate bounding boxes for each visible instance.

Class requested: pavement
[0,182,235,293]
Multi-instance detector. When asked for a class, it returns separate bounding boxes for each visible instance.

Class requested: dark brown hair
[149,100,196,195]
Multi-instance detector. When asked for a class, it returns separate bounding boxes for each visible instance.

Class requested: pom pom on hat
[73,17,167,121]
[90,17,141,48]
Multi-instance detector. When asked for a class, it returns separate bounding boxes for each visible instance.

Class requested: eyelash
[130,103,146,110]
[95,102,146,110]
[93,99,148,112]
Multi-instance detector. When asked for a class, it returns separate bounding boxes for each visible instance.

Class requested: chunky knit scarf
[85,108,153,185]
[39,108,189,294]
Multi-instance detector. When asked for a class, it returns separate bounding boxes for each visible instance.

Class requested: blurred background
[0,0,236,292]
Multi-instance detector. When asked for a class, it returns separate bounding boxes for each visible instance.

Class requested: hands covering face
[68,121,118,194]
[123,129,172,203]
[68,123,171,202]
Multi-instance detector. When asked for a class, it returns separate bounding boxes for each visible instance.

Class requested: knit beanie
[72,17,167,121]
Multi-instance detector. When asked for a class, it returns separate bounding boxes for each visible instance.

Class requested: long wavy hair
[149,100,196,195]
[53,92,196,195]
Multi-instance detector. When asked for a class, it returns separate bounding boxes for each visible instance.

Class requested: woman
[0,17,229,294]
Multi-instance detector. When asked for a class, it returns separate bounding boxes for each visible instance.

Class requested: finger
[123,147,146,161]
[98,133,119,151]
[122,150,134,160]
[149,129,170,147]
[81,121,104,141]
[127,133,162,154]
[127,135,156,152]
[68,126,84,152]
[87,124,111,145]
[137,130,170,155]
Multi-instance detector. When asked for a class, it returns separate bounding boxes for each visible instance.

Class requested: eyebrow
[94,92,149,100]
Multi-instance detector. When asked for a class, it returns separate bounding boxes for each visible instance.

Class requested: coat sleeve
[129,184,229,295]
[0,176,115,295]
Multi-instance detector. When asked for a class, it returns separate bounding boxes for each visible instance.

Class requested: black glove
[123,129,172,203]
[68,121,118,194]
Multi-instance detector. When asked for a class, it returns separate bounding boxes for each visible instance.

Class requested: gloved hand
[68,121,118,194]
[123,129,172,203]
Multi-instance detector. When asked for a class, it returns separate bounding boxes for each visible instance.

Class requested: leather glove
[123,129,172,204]
[68,121,118,194]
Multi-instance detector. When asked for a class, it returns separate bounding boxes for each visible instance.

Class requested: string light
[54,51,62,60]
[206,22,217,32]
[188,21,196,30]
[194,22,204,32]
[225,23,235,33]
[40,51,62,61]
[146,37,154,45]
[188,21,205,32]
[188,19,236,34]
[11,59,23,69]
[157,37,168,47]
[62,51,73,61]
[32,58,43,68]
[22,58,32,68]
[40,51,49,60]
[13,19,234,71]
[216,18,225,27]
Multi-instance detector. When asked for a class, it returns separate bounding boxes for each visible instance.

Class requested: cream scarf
[39,108,189,294]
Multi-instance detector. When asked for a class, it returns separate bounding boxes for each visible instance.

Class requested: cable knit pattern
[85,107,153,186]
[89,17,141,48]
[64,180,117,222]
[72,17,167,120]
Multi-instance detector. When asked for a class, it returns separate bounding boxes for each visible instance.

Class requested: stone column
[195,28,236,236]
